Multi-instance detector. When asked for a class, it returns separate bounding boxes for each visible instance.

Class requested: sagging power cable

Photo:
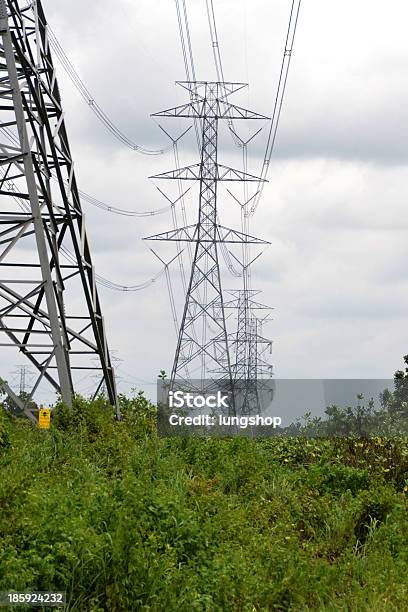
[204,0,302,214]
[0,164,170,293]
[0,127,177,219]
[250,0,302,214]
[47,26,172,156]
[78,187,190,218]
[59,245,169,292]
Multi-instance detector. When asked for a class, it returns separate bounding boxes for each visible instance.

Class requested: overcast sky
[7,0,408,399]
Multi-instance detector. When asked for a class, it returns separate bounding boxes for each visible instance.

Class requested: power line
[250,0,302,214]
[204,0,302,214]
[78,188,181,218]
[0,138,169,294]
[0,167,168,293]
[47,26,172,156]
[59,245,166,292]
[76,126,193,217]
[204,0,242,148]
[174,0,201,149]
[1,124,178,219]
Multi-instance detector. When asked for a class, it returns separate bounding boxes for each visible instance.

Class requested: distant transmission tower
[146,81,269,396]
[12,364,33,395]
[19,365,26,396]
[0,0,118,414]
[224,289,273,413]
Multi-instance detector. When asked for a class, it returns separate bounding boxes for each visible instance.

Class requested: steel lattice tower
[0,0,118,414]
[224,289,273,413]
[145,81,269,393]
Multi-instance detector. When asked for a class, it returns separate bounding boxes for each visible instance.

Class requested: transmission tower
[223,289,273,414]
[18,364,26,395]
[0,0,119,415]
[145,81,269,396]
[10,364,34,395]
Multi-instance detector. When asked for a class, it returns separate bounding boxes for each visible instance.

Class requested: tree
[380,355,408,419]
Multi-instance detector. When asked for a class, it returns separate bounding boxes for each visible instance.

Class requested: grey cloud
[45,0,408,165]
[4,0,407,398]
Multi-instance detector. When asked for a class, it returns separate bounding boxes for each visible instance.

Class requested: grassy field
[0,394,407,611]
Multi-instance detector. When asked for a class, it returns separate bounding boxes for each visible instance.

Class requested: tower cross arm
[152,100,269,121]
[149,163,201,181]
[149,163,267,182]
[250,333,272,345]
[152,101,204,119]
[219,102,269,121]
[143,224,269,244]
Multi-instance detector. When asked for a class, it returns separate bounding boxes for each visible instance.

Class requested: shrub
[0,397,407,611]
[0,407,10,450]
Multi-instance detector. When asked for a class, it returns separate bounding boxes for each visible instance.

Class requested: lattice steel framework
[224,289,273,414]
[145,81,269,392]
[0,0,118,414]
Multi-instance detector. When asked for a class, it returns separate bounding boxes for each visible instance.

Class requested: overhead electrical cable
[204,0,242,148]
[204,0,302,214]
[0,164,169,293]
[47,26,171,156]
[59,245,167,292]
[77,187,190,218]
[0,127,176,219]
[250,0,302,214]
[94,271,164,292]
[174,0,201,149]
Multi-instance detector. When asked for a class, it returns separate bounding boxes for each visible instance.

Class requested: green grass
[0,397,407,611]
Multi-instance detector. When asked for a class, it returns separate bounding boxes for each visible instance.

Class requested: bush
[0,407,10,450]
[0,397,407,610]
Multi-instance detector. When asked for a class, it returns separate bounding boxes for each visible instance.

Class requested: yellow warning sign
[38,408,51,429]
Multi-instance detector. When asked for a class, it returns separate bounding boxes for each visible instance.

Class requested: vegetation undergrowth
[0,392,407,611]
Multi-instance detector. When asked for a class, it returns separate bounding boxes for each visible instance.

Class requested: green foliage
[53,394,116,437]
[0,406,10,450]
[0,396,407,611]
[0,380,38,416]
[284,358,408,438]
[291,395,408,438]
[381,354,408,418]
